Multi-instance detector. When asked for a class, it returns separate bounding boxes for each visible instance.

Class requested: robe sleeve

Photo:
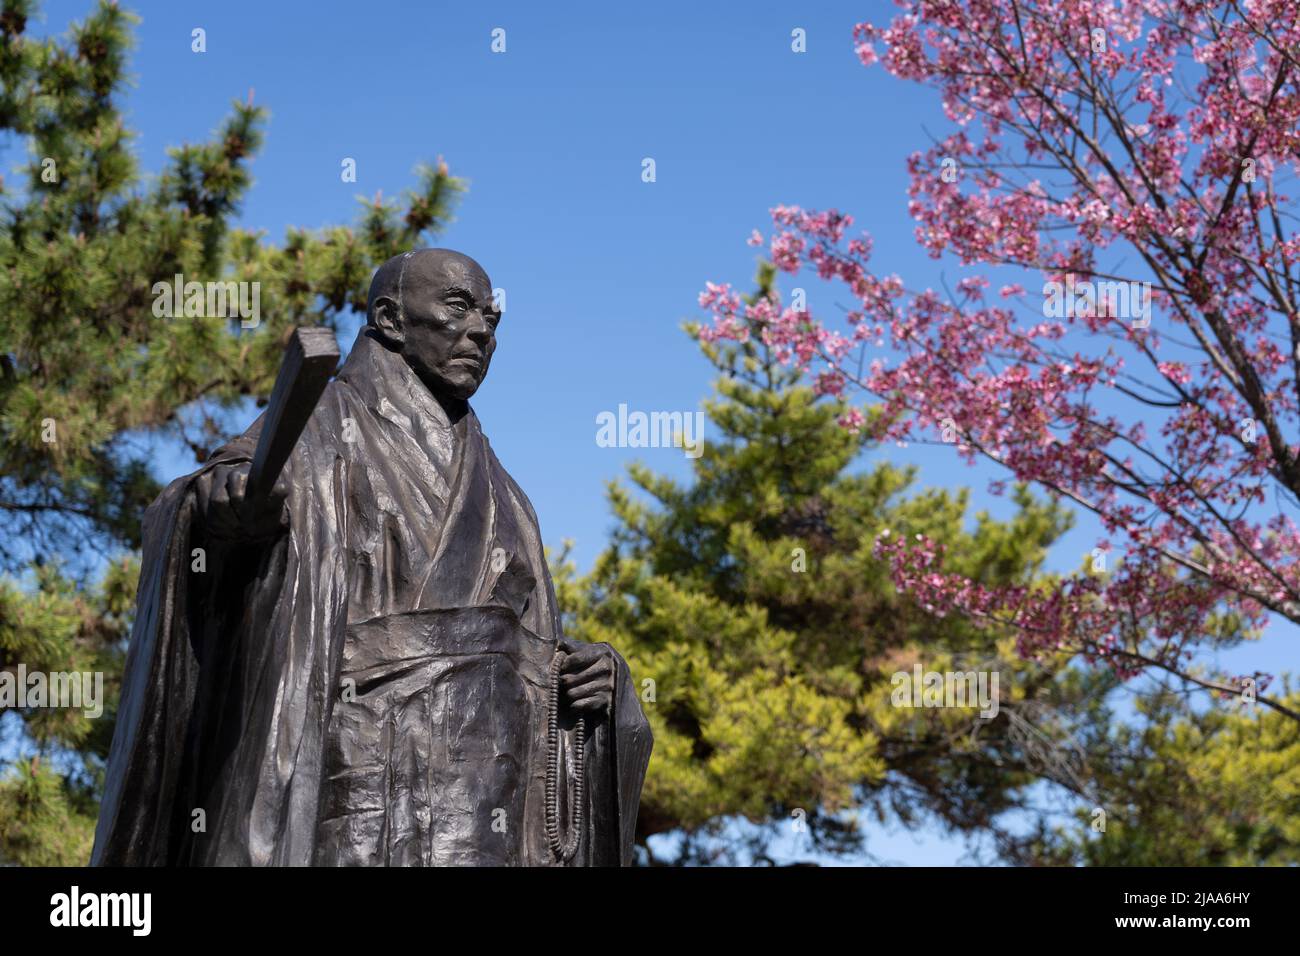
[90,435,258,865]
[595,645,653,866]
[587,642,655,868]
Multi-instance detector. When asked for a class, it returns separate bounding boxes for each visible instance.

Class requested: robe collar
[336,328,478,451]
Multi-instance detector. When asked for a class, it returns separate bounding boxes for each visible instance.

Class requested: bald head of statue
[366,248,500,401]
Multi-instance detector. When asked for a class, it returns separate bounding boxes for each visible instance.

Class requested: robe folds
[92,329,652,866]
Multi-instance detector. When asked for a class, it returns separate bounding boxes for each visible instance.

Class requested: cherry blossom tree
[701,0,1300,720]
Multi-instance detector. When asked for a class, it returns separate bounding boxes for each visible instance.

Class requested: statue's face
[377,253,499,401]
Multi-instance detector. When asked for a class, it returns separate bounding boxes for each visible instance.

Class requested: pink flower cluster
[701,1,1300,697]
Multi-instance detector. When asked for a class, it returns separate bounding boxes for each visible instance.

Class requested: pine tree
[0,0,463,864]
[1011,684,1300,866]
[556,264,1121,864]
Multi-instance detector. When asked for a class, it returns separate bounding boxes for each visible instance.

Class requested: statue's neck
[434,393,469,427]
[338,328,474,436]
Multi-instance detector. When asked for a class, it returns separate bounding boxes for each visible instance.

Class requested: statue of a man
[92,249,653,866]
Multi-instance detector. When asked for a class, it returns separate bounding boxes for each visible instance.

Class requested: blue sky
[13,0,1299,864]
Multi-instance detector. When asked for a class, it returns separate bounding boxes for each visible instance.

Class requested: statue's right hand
[193,462,290,541]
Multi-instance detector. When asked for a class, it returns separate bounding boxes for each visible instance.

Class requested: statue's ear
[370,296,405,347]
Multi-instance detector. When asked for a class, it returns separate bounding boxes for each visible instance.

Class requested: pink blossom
[700,1,1300,704]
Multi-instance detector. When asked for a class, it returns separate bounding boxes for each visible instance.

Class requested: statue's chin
[420,371,481,403]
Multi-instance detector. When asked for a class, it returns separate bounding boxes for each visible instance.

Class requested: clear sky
[15,0,1300,864]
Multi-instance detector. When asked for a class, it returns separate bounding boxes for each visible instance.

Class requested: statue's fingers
[193,471,215,515]
[562,676,611,700]
[559,648,599,674]
[229,466,263,528]
[207,470,232,514]
[561,656,605,677]
[567,680,612,699]
[567,688,612,713]
[226,463,247,501]
[561,659,613,689]
[227,464,251,510]
[201,469,242,537]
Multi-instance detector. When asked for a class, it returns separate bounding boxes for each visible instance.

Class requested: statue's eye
[447,299,469,313]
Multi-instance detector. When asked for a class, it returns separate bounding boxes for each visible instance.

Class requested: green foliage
[0,0,462,864]
[0,0,464,570]
[1016,687,1300,866]
[556,268,1120,864]
[0,557,131,864]
[558,268,1300,864]
[0,755,97,866]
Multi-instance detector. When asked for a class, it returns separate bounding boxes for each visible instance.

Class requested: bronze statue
[92,249,652,866]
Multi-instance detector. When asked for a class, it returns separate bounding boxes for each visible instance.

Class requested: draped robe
[92,329,652,866]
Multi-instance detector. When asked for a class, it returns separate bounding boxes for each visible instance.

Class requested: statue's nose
[466,313,493,346]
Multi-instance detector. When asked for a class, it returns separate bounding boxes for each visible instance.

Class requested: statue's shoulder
[304,375,373,433]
